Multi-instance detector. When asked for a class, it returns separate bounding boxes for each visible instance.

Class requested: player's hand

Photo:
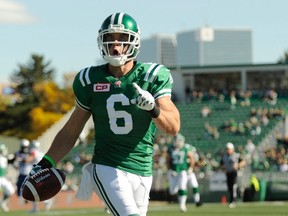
[131,82,155,111]
[187,167,193,174]
[21,164,44,194]
[169,170,177,177]
[29,164,44,176]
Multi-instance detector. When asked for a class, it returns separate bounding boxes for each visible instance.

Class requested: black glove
[21,156,55,193]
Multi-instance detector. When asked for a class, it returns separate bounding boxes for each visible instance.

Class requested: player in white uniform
[13,139,34,199]
[0,143,15,212]
[186,144,202,207]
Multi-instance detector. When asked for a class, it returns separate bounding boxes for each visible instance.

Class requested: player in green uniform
[25,12,180,216]
[167,134,193,212]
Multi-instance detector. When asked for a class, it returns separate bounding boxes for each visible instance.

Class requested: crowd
[185,88,287,146]
[153,132,288,177]
[184,87,282,105]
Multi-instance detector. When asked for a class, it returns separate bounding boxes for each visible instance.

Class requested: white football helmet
[20,138,29,148]
[30,140,40,149]
[0,143,8,156]
[173,133,185,149]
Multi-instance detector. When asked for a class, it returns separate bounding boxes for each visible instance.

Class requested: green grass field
[7,201,288,216]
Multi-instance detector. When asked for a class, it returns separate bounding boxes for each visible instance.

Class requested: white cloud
[0,0,37,24]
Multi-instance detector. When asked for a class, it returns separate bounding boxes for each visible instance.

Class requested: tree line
[0,54,75,140]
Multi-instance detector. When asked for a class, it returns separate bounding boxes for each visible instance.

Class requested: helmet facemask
[97,13,141,66]
[173,134,185,149]
[98,25,140,66]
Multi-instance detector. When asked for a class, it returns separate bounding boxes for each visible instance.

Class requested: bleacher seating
[176,98,287,154]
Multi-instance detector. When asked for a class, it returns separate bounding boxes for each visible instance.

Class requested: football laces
[30,168,50,179]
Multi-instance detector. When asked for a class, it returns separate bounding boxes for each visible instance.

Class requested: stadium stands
[176,98,287,154]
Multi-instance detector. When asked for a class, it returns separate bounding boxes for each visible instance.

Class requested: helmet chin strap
[105,55,127,66]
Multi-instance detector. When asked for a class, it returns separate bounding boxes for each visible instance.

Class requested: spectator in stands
[251,122,261,136]
[219,120,231,132]
[191,90,198,102]
[207,88,217,101]
[264,90,278,105]
[244,120,252,131]
[201,106,211,118]
[204,122,219,140]
[240,90,251,107]
[230,90,237,110]
[197,90,204,102]
[261,114,269,126]
[228,119,238,133]
[274,108,285,118]
[220,142,246,208]
[245,139,256,164]
[278,158,288,172]
[217,92,225,103]
[185,87,192,103]
[245,139,256,154]
[236,122,246,135]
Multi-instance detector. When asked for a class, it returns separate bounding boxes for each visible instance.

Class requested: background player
[12,139,35,203]
[24,12,180,216]
[186,144,202,207]
[0,143,15,212]
[166,133,193,212]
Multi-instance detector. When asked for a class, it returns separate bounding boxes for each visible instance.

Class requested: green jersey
[0,155,8,177]
[168,145,190,172]
[73,62,173,176]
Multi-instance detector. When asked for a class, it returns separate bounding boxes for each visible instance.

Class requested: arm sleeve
[151,65,173,100]
[73,68,91,111]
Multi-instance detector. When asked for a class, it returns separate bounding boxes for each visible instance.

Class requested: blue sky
[1,0,288,84]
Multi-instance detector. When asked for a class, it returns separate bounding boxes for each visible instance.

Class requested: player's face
[226,147,234,155]
[174,140,184,149]
[104,33,130,56]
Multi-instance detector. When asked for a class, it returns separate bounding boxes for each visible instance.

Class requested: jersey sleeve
[150,65,173,100]
[72,67,91,111]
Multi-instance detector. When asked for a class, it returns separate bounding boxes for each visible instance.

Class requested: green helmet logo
[97,12,141,66]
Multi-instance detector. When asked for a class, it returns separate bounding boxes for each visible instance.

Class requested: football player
[186,144,202,207]
[13,139,35,198]
[25,12,180,216]
[0,143,15,212]
[166,134,192,212]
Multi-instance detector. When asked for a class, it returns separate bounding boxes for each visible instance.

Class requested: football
[22,168,66,202]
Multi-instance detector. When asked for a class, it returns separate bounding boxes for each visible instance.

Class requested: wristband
[148,105,160,118]
[38,155,56,168]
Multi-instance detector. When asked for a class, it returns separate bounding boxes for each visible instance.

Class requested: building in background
[137,27,253,67]
[137,34,177,67]
[177,27,253,66]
